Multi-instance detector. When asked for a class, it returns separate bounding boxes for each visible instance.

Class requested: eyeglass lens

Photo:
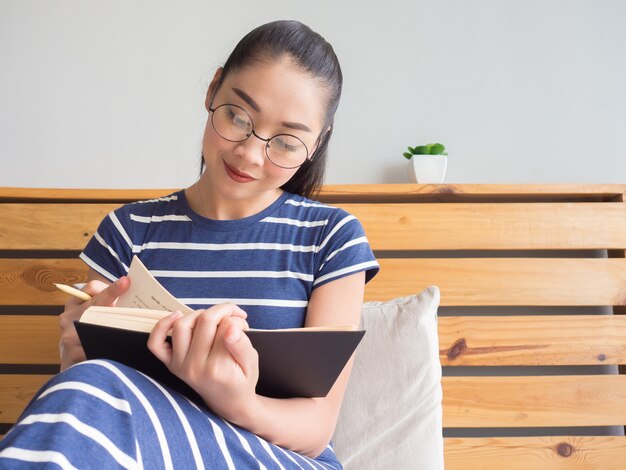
[211,104,308,168]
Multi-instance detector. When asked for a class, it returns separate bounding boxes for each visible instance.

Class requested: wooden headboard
[1,184,626,468]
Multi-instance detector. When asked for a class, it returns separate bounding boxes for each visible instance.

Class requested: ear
[205,67,224,112]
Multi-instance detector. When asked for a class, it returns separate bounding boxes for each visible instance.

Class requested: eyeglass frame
[208,101,322,169]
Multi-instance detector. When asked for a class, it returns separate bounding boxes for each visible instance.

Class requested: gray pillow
[333,286,444,470]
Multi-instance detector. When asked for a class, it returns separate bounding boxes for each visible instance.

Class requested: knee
[49,359,133,392]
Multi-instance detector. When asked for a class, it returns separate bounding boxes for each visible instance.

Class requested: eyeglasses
[208,103,311,169]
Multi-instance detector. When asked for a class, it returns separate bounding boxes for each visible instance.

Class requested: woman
[0,20,378,469]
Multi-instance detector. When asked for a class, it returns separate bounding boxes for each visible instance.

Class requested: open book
[75,256,365,399]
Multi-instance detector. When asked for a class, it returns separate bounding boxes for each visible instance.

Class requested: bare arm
[149,271,366,458]
[237,271,366,457]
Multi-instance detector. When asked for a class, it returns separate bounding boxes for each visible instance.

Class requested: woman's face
[201,56,327,202]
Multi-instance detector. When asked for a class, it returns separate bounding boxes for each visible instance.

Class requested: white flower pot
[408,155,447,183]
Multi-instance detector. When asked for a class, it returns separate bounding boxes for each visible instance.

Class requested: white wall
[1,0,625,188]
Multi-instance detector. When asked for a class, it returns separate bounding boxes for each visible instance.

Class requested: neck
[191,177,282,220]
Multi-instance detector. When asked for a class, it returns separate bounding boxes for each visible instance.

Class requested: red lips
[223,161,256,183]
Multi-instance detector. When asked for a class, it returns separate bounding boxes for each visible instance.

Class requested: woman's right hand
[58,277,130,371]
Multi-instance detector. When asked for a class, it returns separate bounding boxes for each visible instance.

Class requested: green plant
[403,143,447,160]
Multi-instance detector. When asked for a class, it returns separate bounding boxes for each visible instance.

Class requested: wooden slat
[3,258,626,307]
[442,375,626,427]
[0,375,52,423]
[0,259,88,306]
[444,436,626,470]
[4,314,626,367]
[3,202,626,251]
[439,315,626,366]
[0,203,116,250]
[346,202,626,250]
[367,258,626,306]
[3,375,626,431]
[0,316,59,364]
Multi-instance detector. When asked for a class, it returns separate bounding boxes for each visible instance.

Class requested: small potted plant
[403,143,448,183]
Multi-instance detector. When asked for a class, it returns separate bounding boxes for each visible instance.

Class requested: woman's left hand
[147,304,260,423]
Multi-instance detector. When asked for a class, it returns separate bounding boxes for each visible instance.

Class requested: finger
[189,303,247,319]
[207,303,248,320]
[231,316,249,331]
[148,311,183,366]
[160,303,247,366]
[169,309,203,366]
[222,319,257,377]
[60,299,94,329]
[61,280,106,311]
[220,316,249,335]
[186,304,248,363]
[90,276,130,307]
[81,280,111,298]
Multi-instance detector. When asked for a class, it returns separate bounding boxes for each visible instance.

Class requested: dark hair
[201,20,343,199]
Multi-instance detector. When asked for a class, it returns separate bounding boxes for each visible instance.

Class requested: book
[74,257,365,399]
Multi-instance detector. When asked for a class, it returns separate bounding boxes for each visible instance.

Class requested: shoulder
[95,189,190,248]
[277,192,369,248]
[282,193,379,287]
[80,190,190,279]
[277,192,356,224]
[111,190,188,221]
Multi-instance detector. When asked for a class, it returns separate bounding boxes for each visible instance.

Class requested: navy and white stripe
[79,190,379,330]
[0,360,341,469]
[0,190,380,467]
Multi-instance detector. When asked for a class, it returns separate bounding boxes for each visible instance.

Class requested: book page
[81,306,170,332]
[116,256,194,315]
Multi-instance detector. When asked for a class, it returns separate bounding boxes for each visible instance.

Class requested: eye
[271,135,304,153]
[224,107,251,130]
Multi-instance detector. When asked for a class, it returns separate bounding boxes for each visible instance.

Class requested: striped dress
[0,190,379,469]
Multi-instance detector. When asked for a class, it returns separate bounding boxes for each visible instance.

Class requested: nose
[234,132,268,166]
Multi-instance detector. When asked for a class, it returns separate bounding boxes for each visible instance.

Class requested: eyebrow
[232,88,260,112]
[231,87,312,133]
[282,121,312,133]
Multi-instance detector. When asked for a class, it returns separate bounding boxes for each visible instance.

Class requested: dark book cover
[74,321,365,400]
